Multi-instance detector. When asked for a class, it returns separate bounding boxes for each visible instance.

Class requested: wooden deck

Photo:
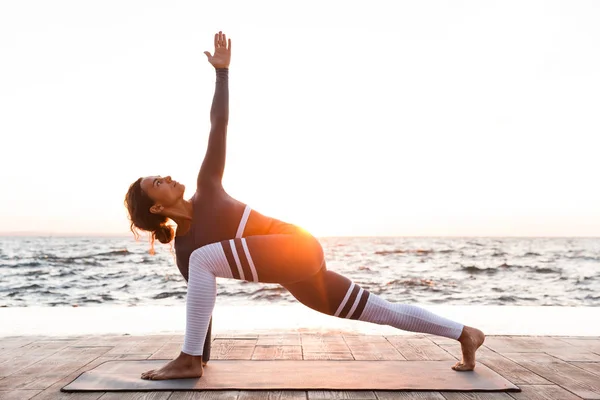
[1,332,599,399]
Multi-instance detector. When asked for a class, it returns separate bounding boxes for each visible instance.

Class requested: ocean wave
[385,278,441,288]
[461,263,560,275]
[3,261,43,268]
[153,291,186,300]
[374,249,434,256]
[2,283,43,291]
[461,265,499,274]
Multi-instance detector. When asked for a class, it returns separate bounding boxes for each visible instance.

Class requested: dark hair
[124,177,175,255]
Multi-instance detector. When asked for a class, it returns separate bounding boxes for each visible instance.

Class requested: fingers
[213,31,230,50]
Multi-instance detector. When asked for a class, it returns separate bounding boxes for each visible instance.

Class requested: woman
[124,31,485,380]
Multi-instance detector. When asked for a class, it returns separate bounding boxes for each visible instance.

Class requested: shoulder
[194,183,229,201]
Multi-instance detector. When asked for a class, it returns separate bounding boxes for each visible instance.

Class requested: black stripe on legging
[233,238,253,282]
[339,285,361,318]
[221,240,240,280]
[349,290,370,320]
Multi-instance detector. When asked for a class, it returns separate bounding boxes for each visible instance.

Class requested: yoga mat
[61,360,520,392]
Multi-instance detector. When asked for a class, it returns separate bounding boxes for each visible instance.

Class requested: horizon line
[0,231,598,239]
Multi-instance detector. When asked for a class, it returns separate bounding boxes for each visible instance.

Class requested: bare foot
[452,325,485,371]
[141,352,204,380]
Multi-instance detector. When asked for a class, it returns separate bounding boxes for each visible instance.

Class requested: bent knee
[189,242,232,278]
[297,233,324,266]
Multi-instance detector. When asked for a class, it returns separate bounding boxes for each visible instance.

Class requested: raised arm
[197,31,231,191]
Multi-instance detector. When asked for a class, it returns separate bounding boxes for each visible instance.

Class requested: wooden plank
[149,342,183,360]
[0,357,52,378]
[95,354,152,361]
[103,342,147,356]
[556,338,600,355]
[343,337,405,361]
[72,334,141,346]
[98,391,171,399]
[343,335,390,343]
[499,358,600,399]
[212,339,258,346]
[50,345,112,360]
[442,393,514,399]
[0,339,78,375]
[214,333,259,339]
[251,346,302,360]
[0,375,42,391]
[17,346,111,377]
[570,362,600,377]
[423,334,456,346]
[132,336,172,355]
[350,343,406,361]
[307,390,377,399]
[501,353,562,364]
[28,353,156,400]
[0,390,43,400]
[561,338,600,361]
[439,345,551,385]
[350,350,405,361]
[256,335,301,346]
[20,341,76,352]
[14,359,87,378]
[375,392,446,399]
[237,390,307,399]
[103,336,166,356]
[482,337,575,353]
[506,384,585,399]
[168,391,240,399]
[0,337,38,355]
[0,350,146,392]
[211,339,256,360]
[0,345,114,391]
[4,354,131,392]
[301,336,350,353]
[302,352,354,360]
[301,334,347,342]
[386,337,456,361]
[302,342,352,353]
[543,348,600,362]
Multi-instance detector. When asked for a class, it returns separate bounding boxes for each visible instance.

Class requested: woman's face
[140,175,185,207]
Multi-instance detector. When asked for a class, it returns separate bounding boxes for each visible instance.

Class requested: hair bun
[154,224,175,244]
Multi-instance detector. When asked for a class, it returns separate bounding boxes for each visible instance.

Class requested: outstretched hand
[204,31,231,69]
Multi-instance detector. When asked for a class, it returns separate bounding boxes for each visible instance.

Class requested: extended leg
[282,265,464,339]
[282,263,486,370]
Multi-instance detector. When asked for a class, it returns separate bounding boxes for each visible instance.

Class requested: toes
[141,369,155,379]
[451,362,475,371]
[150,369,165,380]
[143,369,155,375]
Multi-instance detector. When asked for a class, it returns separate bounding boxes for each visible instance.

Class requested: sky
[1,0,599,237]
